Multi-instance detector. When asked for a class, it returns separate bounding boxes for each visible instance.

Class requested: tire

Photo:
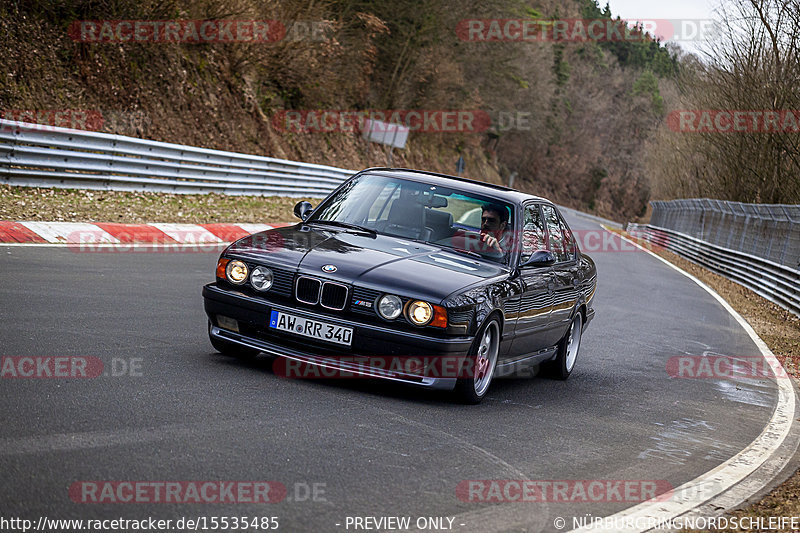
[455,317,501,404]
[208,321,260,359]
[543,312,582,380]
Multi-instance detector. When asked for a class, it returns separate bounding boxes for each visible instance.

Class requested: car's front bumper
[203,283,474,390]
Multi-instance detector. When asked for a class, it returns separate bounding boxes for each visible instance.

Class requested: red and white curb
[0,221,289,246]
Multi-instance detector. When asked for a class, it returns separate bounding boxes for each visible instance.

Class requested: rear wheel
[208,321,259,359]
[544,312,582,380]
[455,318,501,404]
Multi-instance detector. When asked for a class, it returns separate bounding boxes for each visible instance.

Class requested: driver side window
[521,204,546,263]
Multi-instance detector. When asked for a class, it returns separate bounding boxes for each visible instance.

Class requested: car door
[541,204,580,346]
[507,202,556,358]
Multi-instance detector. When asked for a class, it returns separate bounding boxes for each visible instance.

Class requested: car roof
[361,168,551,206]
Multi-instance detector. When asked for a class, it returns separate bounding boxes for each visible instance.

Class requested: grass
[0,185,312,224]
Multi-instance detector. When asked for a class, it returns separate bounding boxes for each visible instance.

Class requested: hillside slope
[0,0,678,220]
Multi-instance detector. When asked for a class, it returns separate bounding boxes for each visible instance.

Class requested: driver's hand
[480,232,502,253]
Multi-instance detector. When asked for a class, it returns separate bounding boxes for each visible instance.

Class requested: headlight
[377,294,403,320]
[250,266,273,291]
[407,300,434,326]
[225,260,248,284]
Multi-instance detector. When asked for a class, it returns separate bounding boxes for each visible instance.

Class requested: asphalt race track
[0,212,796,532]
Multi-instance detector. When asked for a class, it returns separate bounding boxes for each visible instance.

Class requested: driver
[480,203,510,255]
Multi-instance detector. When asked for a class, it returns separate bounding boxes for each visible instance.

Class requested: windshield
[310,174,515,264]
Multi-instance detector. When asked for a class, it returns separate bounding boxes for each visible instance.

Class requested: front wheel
[544,312,582,380]
[455,318,501,404]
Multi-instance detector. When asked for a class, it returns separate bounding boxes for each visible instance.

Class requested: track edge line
[565,225,800,532]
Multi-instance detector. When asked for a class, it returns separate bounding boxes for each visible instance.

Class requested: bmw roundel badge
[322,264,337,273]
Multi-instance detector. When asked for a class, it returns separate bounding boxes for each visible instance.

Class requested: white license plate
[269,310,353,346]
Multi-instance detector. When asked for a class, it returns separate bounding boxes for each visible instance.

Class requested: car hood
[227,225,507,301]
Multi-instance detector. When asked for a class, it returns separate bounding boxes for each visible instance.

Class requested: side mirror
[429,196,448,208]
[520,250,556,268]
[294,201,314,221]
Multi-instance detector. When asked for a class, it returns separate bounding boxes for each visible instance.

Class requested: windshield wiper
[307,220,377,236]
[441,246,483,260]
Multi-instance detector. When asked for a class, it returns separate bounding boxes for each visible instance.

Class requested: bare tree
[649,0,800,204]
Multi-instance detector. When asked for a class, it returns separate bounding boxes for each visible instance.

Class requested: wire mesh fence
[650,199,800,269]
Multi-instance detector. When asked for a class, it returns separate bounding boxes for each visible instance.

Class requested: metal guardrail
[0,119,356,197]
[627,223,800,317]
[650,199,800,269]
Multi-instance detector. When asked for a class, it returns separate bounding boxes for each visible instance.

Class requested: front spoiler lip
[210,326,458,390]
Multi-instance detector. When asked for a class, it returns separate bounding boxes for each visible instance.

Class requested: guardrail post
[764,206,777,262]
[780,205,794,267]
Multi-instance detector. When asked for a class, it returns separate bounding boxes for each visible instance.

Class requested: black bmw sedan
[203,168,596,403]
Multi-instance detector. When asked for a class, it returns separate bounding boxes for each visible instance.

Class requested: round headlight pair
[225,260,273,291]
[376,295,434,326]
